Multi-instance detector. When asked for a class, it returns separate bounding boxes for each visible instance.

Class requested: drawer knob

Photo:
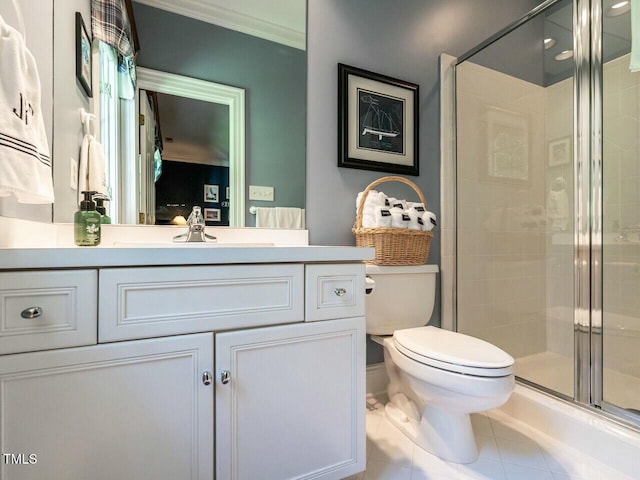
[334,288,347,297]
[221,370,231,385]
[202,371,213,386]
[21,307,43,319]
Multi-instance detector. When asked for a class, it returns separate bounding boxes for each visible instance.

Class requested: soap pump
[95,196,112,224]
[74,191,101,246]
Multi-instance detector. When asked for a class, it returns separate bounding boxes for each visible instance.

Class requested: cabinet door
[0,333,214,480]
[216,317,366,480]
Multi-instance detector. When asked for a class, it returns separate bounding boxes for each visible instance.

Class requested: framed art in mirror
[338,63,418,176]
[75,12,92,98]
[485,107,529,184]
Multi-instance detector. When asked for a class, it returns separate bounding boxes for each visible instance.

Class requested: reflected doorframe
[136,67,246,226]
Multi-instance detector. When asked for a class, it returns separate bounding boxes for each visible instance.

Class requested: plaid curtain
[91,0,134,58]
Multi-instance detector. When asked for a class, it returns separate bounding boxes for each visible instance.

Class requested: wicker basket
[353,176,433,265]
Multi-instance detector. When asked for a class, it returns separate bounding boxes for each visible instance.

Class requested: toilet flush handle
[365,276,375,294]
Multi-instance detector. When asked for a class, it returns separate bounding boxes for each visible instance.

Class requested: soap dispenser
[74,191,101,246]
[95,196,112,224]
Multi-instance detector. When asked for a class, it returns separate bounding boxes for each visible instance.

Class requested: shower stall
[451,0,640,426]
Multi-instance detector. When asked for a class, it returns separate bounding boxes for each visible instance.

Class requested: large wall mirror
[0,0,306,228]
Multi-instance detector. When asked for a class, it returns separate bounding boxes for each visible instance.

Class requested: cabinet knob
[21,307,43,319]
[334,287,347,297]
[202,371,213,386]
[221,370,231,385]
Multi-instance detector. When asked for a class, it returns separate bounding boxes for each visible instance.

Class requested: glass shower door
[600,0,640,418]
[453,0,640,428]
[455,0,576,398]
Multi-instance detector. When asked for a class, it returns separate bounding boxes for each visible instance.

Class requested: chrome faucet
[173,206,217,243]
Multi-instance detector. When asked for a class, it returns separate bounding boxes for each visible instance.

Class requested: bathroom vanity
[0,243,371,480]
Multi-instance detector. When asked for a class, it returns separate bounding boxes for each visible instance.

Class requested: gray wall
[306,0,541,364]
[133,3,306,225]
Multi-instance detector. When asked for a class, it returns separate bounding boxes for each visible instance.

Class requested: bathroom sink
[112,242,274,248]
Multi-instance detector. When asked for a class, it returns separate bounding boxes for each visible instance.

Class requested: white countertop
[0,217,375,269]
[0,245,375,269]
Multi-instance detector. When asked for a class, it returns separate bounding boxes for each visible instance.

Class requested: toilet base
[385,393,479,464]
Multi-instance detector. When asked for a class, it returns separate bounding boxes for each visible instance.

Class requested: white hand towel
[255,207,277,228]
[0,15,53,203]
[275,207,305,228]
[422,211,437,232]
[374,206,392,228]
[78,134,108,204]
[256,207,305,229]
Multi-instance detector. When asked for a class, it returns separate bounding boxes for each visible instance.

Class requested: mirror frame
[136,67,246,226]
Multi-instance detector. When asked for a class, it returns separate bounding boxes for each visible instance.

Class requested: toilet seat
[393,326,514,377]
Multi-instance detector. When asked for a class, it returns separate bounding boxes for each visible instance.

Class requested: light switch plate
[249,185,274,201]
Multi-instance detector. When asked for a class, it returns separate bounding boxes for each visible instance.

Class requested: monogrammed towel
[0,15,53,203]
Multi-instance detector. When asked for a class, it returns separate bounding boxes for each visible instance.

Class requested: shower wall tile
[456,61,548,360]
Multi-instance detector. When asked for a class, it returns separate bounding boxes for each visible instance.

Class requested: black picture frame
[75,12,92,98]
[338,63,419,176]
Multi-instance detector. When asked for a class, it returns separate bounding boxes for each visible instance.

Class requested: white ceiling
[133,0,306,50]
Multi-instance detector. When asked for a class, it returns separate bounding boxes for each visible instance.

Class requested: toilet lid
[393,326,515,377]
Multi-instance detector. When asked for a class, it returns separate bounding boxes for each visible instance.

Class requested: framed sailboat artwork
[338,64,419,175]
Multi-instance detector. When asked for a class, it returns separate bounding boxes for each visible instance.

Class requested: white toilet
[366,264,515,464]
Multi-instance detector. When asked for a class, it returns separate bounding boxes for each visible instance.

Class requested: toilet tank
[365,264,439,335]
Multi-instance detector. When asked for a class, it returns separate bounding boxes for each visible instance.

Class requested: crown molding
[134,0,305,50]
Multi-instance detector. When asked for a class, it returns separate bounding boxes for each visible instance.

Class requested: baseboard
[366,363,388,398]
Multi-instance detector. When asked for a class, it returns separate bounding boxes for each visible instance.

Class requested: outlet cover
[249,185,274,201]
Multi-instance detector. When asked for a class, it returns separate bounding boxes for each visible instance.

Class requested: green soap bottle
[74,191,101,246]
[95,197,112,224]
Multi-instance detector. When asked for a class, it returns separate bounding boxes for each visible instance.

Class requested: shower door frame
[450,0,639,428]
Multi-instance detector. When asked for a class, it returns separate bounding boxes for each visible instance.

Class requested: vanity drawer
[0,270,97,354]
[305,264,365,322]
[99,264,304,341]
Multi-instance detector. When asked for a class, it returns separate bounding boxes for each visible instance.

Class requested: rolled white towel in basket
[390,207,408,229]
[375,206,392,228]
[408,202,426,213]
[362,211,376,228]
[387,197,407,210]
[406,207,422,231]
[422,211,437,232]
[356,189,387,211]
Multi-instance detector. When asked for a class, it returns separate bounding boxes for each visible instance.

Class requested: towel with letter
[0,15,53,203]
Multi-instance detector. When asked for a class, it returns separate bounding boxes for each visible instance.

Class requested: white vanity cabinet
[0,332,214,480]
[0,251,369,480]
[216,316,365,480]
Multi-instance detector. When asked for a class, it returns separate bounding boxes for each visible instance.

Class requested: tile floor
[346,396,635,480]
